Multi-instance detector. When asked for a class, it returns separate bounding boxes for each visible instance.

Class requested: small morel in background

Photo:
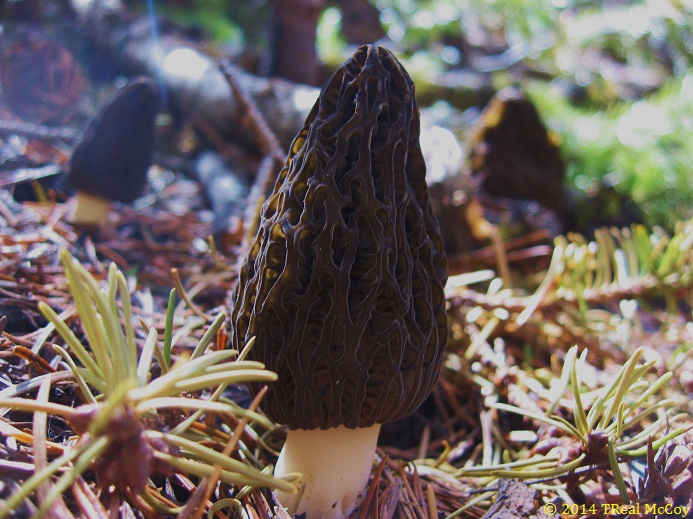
[469,87,568,216]
[67,78,161,226]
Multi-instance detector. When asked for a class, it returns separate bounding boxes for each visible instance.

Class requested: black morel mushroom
[229,45,448,518]
[469,87,567,214]
[67,78,160,226]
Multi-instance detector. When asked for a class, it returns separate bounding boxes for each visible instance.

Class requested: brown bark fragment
[270,0,326,85]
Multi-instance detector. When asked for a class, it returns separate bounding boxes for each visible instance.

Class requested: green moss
[528,76,693,230]
[161,0,262,46]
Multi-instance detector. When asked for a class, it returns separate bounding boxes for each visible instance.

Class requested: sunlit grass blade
[618,425,693,457]
[112,265,138,381]
[38,302,102,380]
[33,436,111,519]
[149,432,296,489]
[190,312,228,360]
[135,398,252,415]
[570,348,589,438]
[547,345,577,415]
[52,345,98,403]
[456,455,559,475]
[85,264,132,386]
[60,250,114,390]
[598,347,643,430]
[607,440,629,504]
[150,451,298,492]
[127,350,239,400]
[136,328,159,387]
[492,403,579,438]
[0,438,102,519]
[620,398,683,433]
[163,288,176,369]
[456,453,586,479]
[172,370,277,393]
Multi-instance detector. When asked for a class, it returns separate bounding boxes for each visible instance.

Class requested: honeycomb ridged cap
[229,45,448,430]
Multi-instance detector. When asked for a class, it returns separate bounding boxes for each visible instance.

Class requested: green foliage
[319,1,693,228]
[316,7,347,65]
[161,0,691,229]
[374,0,561,49]
[441,221,692,512]
[564,1,693,79]
[162,0,269,46]
[530,78,693,229]
[456,345,689,501]
[519,220,693,323]
[0,251,294,517]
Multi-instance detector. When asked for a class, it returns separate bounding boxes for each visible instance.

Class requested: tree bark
[335,0,385,45]
[270,0,325,85]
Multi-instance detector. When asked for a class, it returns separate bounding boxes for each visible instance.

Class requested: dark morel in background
[469,87,568,220]
[228,45,448,518]
[67,78,160,226]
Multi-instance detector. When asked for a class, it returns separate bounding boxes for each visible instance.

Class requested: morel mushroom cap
[230,45,448,431]
[67,78,161,204]
[469,87,567,214]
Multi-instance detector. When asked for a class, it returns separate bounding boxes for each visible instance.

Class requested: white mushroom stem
[274,424,382,519]
[70,192,112,226]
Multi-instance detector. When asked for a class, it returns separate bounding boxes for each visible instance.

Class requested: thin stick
[32,378,74,518]
[179,386,270,519]
[359,455,389,519]
[219,62,284,162]
[220,62,286,254]
[72,476,109,519]
[426,483,438,519]
[490,225,512,290]
[171,268,211,321]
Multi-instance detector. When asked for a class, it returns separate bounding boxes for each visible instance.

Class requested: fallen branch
[79,0,318,152]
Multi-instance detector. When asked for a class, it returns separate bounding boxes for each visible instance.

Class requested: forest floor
[0,1,692,518]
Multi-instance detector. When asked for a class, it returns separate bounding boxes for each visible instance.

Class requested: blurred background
[2,0,692,240]
[156,0,693,233]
